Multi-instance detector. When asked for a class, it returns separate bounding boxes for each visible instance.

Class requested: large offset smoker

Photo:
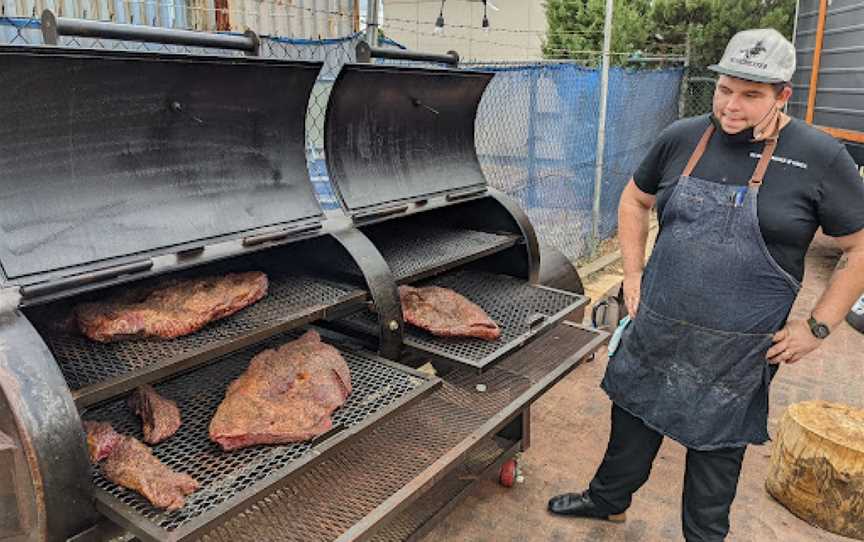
[0,20,607,542]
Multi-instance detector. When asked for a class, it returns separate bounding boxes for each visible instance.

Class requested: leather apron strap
[681,124,779,187]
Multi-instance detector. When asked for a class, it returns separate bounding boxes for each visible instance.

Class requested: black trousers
[587,404,747,542]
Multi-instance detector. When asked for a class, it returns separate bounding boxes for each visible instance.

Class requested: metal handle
[41,10,260,55]
[526,313,547,330]
[445,187,488,202]
[353,205,409,222]
[591,300,608,329]
[355,41,459,66]
[242,224,323,247]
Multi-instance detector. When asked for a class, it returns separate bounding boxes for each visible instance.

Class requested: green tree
[545,0,796,68]
[674,0,795,67]
[543,0,652,65]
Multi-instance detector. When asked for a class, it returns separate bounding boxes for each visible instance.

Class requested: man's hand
[766,320,822,364]
[623,272,642,319]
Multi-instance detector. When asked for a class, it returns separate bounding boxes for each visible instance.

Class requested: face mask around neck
[709,113,756,144]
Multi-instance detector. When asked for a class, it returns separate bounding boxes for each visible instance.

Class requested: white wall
[381,0,547,61]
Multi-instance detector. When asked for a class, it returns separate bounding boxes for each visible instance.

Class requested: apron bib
[601,124,800,450]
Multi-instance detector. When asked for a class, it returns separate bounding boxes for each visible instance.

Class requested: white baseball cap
[708,28,796,84]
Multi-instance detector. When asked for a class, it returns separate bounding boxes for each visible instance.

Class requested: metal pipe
[41,9,259,54]
[591,0,614,247]
[365,0,378,44]
[677,32,690,118]
[355,41,459,66]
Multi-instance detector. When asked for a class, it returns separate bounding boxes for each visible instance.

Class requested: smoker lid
[0,46,324,280]
[324,64,493,213]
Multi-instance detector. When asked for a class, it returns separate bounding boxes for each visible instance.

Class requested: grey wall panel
[793,0,864,135]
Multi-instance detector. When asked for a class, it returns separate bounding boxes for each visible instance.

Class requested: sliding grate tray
[84,329,438,542]
[359,224,520,283]
[37,274,366,407]
[341,270,588,371]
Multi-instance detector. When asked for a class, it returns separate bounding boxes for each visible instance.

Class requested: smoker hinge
[446,187,488,202]
[19,259,154,299]
[241,224,323,247]
[353,205,410,223]
[0,287,22,315]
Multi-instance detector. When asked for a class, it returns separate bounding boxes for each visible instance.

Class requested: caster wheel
[499,458,517,488]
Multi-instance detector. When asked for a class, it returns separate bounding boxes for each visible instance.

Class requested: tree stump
[766,400,864,540]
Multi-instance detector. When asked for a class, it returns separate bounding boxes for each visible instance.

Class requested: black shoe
[547,491,626,522]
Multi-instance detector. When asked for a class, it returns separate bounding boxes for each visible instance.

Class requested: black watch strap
[807,314,831,339]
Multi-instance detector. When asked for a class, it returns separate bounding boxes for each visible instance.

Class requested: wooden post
[766,400,864,540]
[805,0,828,124]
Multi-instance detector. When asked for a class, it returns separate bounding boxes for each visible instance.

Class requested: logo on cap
[730,40,769,70]
[740,40,766,60]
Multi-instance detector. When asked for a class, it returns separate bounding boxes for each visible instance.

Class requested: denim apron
[601,124,801,450]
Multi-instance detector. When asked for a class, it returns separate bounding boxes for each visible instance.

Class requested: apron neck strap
[680,123,780,187]
[749,138,778,187]
[682,124,715,178]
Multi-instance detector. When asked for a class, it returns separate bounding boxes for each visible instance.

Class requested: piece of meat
[102,436,199,511]
[128,385,181,445]
[83,421,123,463]
[398,285,501,341]
[75,271,268,342]
[209,330,352,451]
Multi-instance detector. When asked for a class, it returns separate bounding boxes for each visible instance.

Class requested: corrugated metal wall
[0,0,354,35]
[790,0,864,132]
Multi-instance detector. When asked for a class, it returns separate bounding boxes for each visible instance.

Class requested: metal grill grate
[85,330,435,538]
[39,275,364,393]
[344,270,587,370]
[196,324,604,542]
[361,225,520,282]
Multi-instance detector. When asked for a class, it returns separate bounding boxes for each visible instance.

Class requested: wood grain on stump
[766,400,864,540]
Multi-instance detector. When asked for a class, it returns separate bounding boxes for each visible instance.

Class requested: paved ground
[421,240,861,542]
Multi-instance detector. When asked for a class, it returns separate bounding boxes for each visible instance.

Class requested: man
[548,28,864,541]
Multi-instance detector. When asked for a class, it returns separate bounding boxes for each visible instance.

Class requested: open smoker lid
[0,46,323,281]
[324,63,493,213]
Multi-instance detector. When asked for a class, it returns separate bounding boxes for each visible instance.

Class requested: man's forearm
[618,200,651,278]
[812,249,864,329]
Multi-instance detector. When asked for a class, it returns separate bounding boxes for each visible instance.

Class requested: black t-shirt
[633,114,864,282]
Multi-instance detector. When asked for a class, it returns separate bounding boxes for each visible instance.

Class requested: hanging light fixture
[434,0,446,35]
[481,0,490,32]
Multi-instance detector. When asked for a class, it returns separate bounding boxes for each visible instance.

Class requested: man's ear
[778,86,793,108]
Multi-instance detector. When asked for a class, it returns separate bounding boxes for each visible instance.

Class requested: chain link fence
[0,15,686,263]
[468,62,682,261]
[680,67,716,118]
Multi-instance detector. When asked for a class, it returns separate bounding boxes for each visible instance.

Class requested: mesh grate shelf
[85,329,437,541]
[343,270,587,370]
[361,225,520,282]
[36,274,365,398]
[196,324,606,542]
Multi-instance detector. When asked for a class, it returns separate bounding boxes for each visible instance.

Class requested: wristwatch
[807,314,831,339]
